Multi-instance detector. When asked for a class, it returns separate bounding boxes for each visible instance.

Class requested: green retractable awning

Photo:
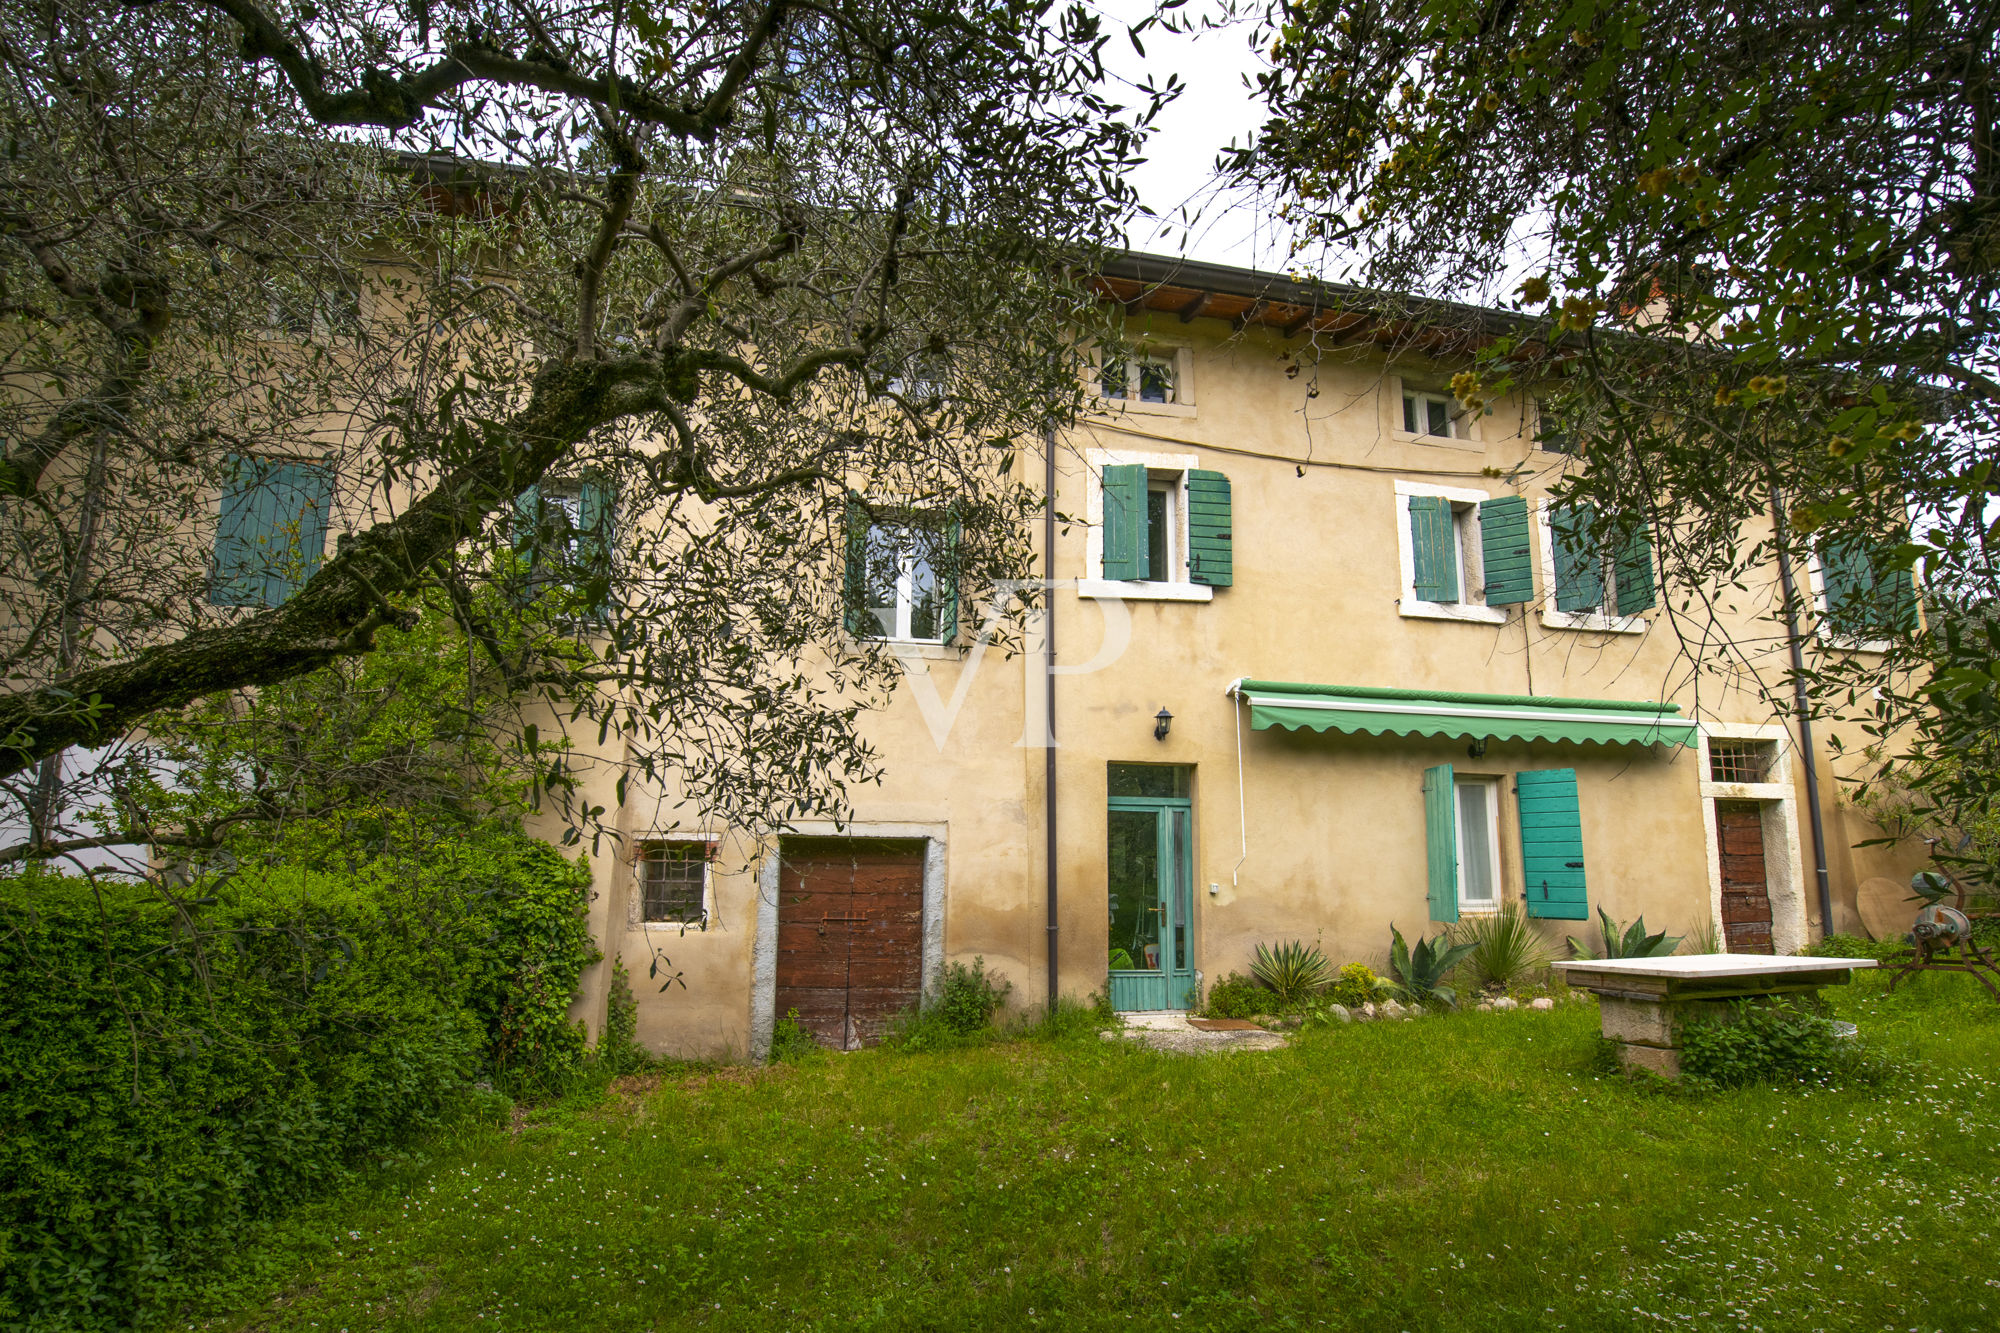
[1232,680,1697,748]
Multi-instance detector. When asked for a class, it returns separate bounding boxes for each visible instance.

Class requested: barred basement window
[1708,739,1776,784]
[639,842,710,925]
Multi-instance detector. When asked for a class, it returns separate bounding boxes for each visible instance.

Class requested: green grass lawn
[198,971,2000,1333]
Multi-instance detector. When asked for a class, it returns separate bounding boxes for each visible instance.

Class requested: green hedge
[0,832,596,1329]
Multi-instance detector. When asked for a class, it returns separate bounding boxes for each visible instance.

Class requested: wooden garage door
[1717,801,1775,954]
[774,838,925,1050]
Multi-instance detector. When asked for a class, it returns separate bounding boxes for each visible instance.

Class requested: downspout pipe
[1771,483,1835,939]
[1044,427,1059,1007]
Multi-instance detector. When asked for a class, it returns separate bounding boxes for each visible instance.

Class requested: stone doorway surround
[748,821,947,1062]
[1696,723,1809,954]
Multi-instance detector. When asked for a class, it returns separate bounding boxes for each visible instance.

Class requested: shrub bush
[1803,932,1912,963]
[1678,998,1895,1089]
[1204,972,1267,1019]
[0,830,594,1330]
[767,1007,821,1063]
[594,957,654,1078]
[1326,962,1385,1008]
[887,958,1012,1051]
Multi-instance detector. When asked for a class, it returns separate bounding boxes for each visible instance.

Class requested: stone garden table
[1552,954,1879,1078]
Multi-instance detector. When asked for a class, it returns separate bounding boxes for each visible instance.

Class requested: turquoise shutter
[1100,464,1148,581]
[1613,526,1656,615]
[1478,495,1533,605]
[1551,503,1604,613]
[1423,763,1458,924]
[843,494,872,636]
[1821,540,1915,636]
[1408,495,1459,603]
[212,455,273,606]
[1186,469,1232,587]
[1517,768,1588,920]
[939,508,961,642]
[511,484,541,604]
[212,456,330,608]
[275,463,331,597]
[580,477,615,620]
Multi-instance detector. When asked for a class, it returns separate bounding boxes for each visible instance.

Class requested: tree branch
[188,0,788,134]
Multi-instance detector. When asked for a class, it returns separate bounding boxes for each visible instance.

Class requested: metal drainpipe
[1770,483,1835,939]
[1043,427,1060,1006]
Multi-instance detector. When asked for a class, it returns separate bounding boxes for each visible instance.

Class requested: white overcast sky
[1090,0,1295,272]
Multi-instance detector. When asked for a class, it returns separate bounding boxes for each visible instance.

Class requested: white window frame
[857,517,949,644]
[1534,498,1645,634]
[1080,447,1213,603]
[1088,346,1197,418]
[1394,479,1507,624]
[1390,374,1480,449]
[1695,723,1809,953]
[1805,552,1895,655]
[1453,776,1504,914]
[631,838,714,931]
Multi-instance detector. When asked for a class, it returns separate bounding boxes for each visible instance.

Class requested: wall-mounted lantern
[1154,706,1174,742]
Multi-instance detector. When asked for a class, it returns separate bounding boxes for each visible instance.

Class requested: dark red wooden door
[775,838,925,1049]
[1717,801,1774,954]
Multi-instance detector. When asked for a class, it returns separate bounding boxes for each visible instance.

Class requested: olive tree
[0,0,1159,862]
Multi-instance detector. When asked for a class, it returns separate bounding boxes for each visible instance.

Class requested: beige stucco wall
[560,306,1922,1058]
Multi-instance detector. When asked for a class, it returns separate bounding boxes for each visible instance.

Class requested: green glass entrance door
[1107,797,1195,1011]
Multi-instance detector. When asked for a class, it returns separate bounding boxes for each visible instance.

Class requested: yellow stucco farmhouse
[479,252,1919,1060]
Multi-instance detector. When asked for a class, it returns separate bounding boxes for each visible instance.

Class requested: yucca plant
[1250,940,1334,1008]
[1448,903,1553,991]
[1569,907,1681,960]
[1387,926,1479,1008]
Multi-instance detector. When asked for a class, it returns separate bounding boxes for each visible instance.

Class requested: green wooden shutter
[1613,526,1657,615]
[939,507,961,642]
[843,494,872,636]
[1408,495,1459,603]
[1551,503,1604,613]
[1478,495,1533,605]
[1423,762,1459,924]
[1100,464,1149,581]
[1186,469,1232,587]
[510,484,541,604]
[212,455,272,606]
[1517,768,1588,920]
[580,477,615,620]
[212,456,330,608]
[1821,540,1916,637]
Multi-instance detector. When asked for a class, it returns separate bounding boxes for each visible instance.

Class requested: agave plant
[1250,940,1335,1007]
[1448,903,1553,991]
[1569,907,1682,960]
[1387,926,1479,1008]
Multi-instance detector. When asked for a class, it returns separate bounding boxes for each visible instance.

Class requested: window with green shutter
[1097,464,1233,590]
[1478,495,1534,605]
[1423,762,1459,923]
[212,455,332,608]
[1549,502,1657,619]
[1517,768,1588,920]
[841,499,958,643]
[513,478,616,618]
[1819,539,1917,640]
